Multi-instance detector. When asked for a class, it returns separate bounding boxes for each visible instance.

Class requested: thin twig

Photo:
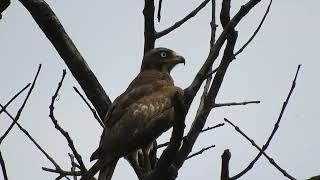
[156,123,223,149]
[234,0,273,57]
[195,0,216,128]
[0,64,41,144]
[73,87,104,128]
[0,83,30,115]
[157,0,163,22]
[225,118,296,180]
[155,0,210,38]
[68,153,77,180]
[184,0,263,107]
[186,145,215,160]
[42,167,82,176]
[230,65,301,180]
[201,123,225,133]
[49,70,86,172]
[0,105,62,170]
[212,100,260,108]
[0,150,8,180]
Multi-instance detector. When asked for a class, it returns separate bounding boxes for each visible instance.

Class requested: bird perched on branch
[81,47,185,180]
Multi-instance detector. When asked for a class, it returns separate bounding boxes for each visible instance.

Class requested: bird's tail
[98,160,118,180]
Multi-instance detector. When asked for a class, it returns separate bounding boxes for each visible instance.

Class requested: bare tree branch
[18,0,111,118]
[174,0,239,168]
[220,0,231,28]
[230,64,301,180]
[68,153,77,180]
[0,64,41,144]
[186,145,215,160]
[221,149,231,180]
[49,70,86,173]
[224,118,296,180]
[201,123,225,133]
[0,83,30,116]
[155,0,210,39]
[0,106,61,170]
[143,0,156,53]
[73,87,104,128]
[156,123,223,150]
[0,150,8,180]
[195,0,217,131]
[42,167,82,177]
[184,0,263,107]
[234,0,273,57]
[212,100,260,108]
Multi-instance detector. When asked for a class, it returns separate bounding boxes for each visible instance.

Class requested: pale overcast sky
[1,0,320,180]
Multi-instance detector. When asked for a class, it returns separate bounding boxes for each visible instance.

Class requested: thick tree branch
[224,118,296,180]
[155,0,210,39]
[73,87,104,128]
[156,93,186,170]
[0,150,8,180]
[49,70,86,173]
[221,149,231,180]
[143,0,156,53]
[18,0,111,118]
[231,65,301,180]
[0,64,41,144]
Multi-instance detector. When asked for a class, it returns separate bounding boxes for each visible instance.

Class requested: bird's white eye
[160,52,167,58]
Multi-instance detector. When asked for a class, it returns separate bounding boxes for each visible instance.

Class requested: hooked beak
[164,54,186,65]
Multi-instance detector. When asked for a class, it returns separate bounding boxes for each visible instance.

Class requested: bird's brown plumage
[81,48,185,180]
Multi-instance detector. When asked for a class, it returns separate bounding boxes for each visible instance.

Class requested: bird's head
[141,47,185,73]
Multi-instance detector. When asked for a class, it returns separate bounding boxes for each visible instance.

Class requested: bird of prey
[81,47,185,180]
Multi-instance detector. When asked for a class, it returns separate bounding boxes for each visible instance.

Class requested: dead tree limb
[0,106,62,171]
[230,65,301,180]
[0,64,41,144]
[18,0,111,118]
[49,70,87,173]
[221,149,231,180]
[155,0,210,39]
[73,87,104,128]
[224,118,296,180]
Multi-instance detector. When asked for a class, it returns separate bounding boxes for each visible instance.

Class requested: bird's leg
[142,142,153,172]
[149,141,158,169]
